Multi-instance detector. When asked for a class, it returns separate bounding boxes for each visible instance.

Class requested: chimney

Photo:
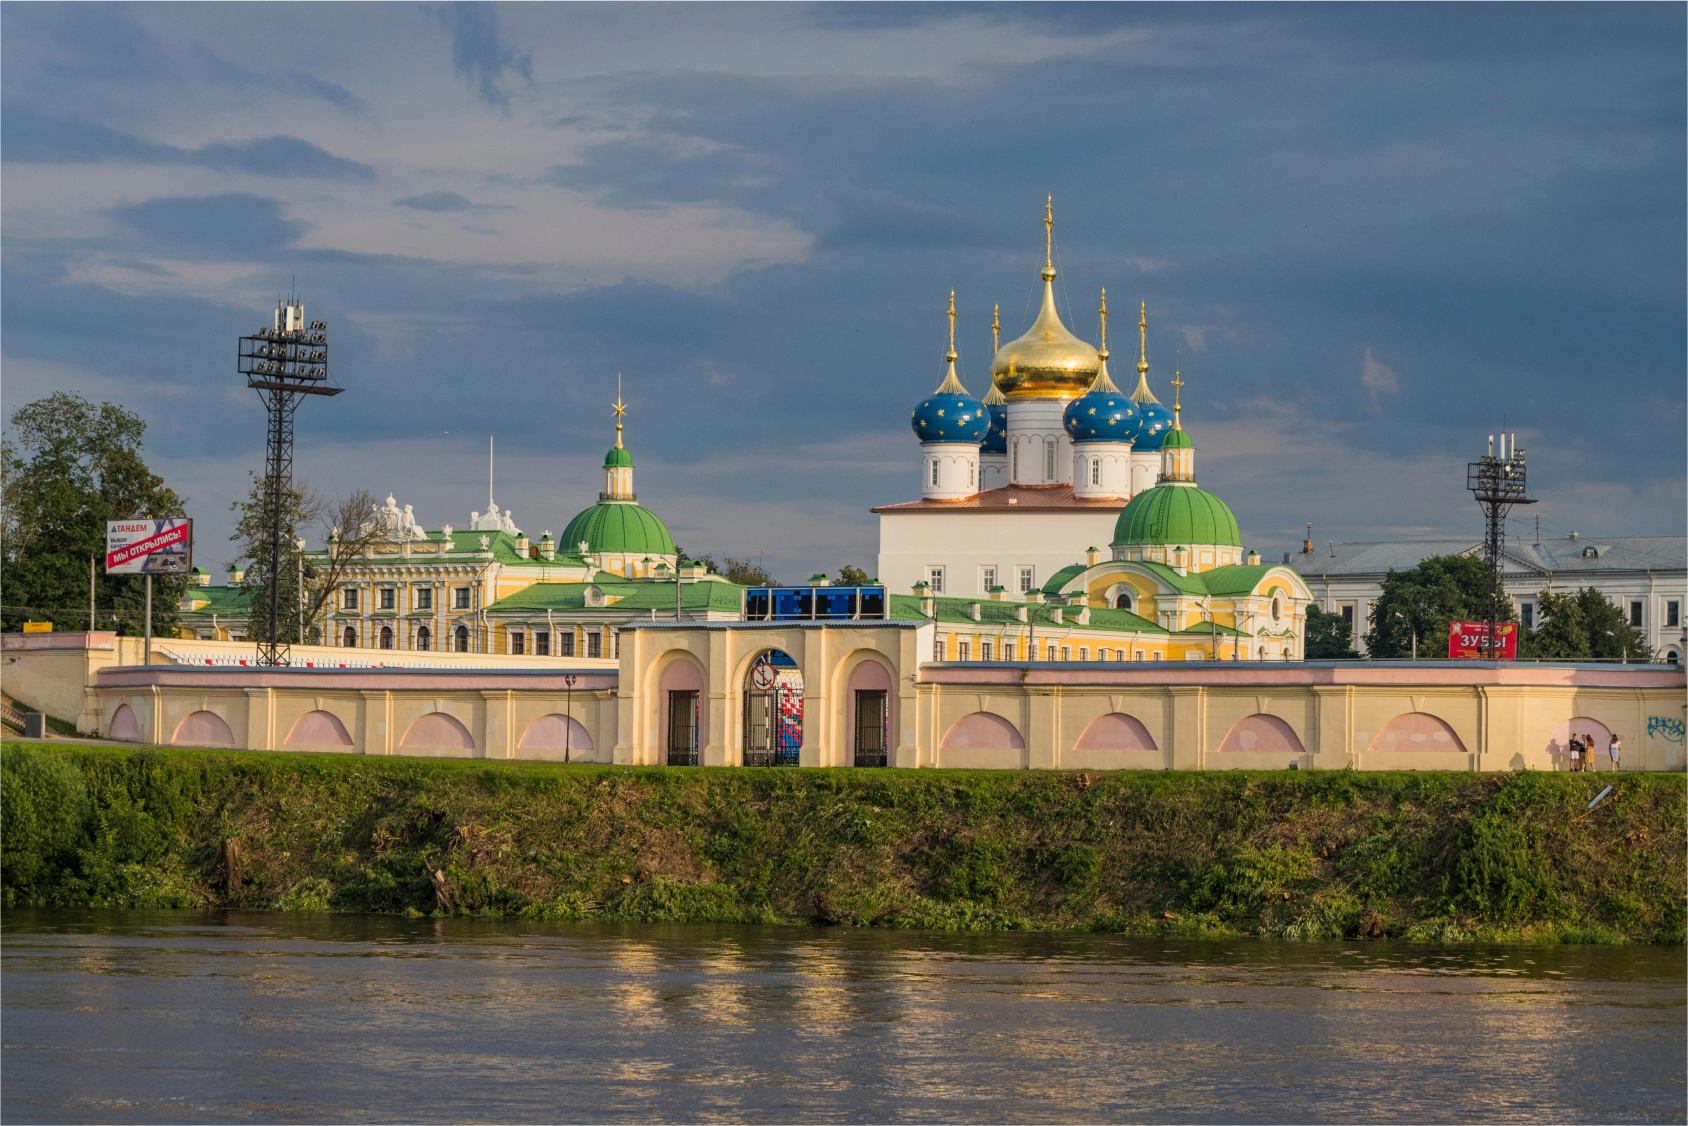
[1303,522,1313,554]
[968,602,981,621]
[1085,546,1100,567]
[538,532,555,561]
[1248,550,1261,566]
[1015,605,1029,623]
[988,585,1006,601]
[809,573,831,586]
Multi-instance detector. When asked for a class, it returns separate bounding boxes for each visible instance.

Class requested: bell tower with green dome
[560,385,678,579]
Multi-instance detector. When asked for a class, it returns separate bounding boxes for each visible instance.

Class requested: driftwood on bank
[222,837,243,896]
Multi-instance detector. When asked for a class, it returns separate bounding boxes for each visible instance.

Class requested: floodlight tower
[1467,432,1534,659]
[239,296,342,666]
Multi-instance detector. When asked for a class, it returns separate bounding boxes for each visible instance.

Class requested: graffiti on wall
[1647,716,1685,745]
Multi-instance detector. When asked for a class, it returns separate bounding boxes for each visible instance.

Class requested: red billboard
[1448,621,1516,660]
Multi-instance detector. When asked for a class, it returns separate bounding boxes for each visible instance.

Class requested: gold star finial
[1042,195,1056,281]
[946,290,958,362]
[612,372,626,448]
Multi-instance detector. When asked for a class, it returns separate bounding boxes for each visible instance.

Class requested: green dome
[603,445,634,468]
[1160,426,1194,449]
[561,500,674,556]
[1113,484,1241,548]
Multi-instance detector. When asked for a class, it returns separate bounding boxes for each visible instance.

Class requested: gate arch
[743,649,802,766]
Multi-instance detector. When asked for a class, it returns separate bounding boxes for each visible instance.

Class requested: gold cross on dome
[1170,356,1184,412]
[1044,195,1054,269]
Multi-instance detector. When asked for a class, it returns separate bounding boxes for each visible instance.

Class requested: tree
[1363,553,1510,659]
[230,482,381,646]
[837,564,873,586]
[690,553,775,585]
[1523,588,1651,662]
[1,392,186,635]
[1304,606,1360,659]
[304,488,380,642]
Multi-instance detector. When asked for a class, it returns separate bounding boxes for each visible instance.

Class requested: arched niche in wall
[108,703,141,741]
[940,711,1025,750]
[1074,712,1157,752]
[173,709,234,747]
[518,713,594,755]
[399,711,474,750]
[1217,713,1304,755]
[1545,717,1612,762]
[1367,713,1465,754]
[284,710,354,746]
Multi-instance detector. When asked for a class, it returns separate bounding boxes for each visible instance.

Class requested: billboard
[105,518,192,575]
[1448,620,1516,660]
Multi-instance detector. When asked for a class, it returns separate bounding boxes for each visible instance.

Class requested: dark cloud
[431,1,532,109]
[2,106,374,179]
[109,193,309,254]
[395,191,476,212]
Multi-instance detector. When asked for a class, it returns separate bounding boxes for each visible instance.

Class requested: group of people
[1566,731,1621,772]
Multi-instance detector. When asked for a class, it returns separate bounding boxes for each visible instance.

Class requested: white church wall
[920,443,981,501]
[877,510,1121,598]
[1072,444,1133,499]
[1007,399,1073,486]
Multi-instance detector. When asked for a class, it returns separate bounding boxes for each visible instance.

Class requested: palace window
[1115,592,1132,610]
[1060,646,1071,662]
[958,641,971,662]
[417,588,433,611]
[534,630,550,657]
[981,566,997,593]
[1341,604,1354,627]
[1017,566,1034,594]
[928,567,945,594]
[1078,646,1088,661]
[934,638,946,662]
[343,625,357,647]
[1047,644,1058,662]
[981,641,993,661]
[510,631,525,655]
[1630,601,1643,627]
[379,626,393,649]
[587,632,602,659]
[379,588,395,610]
[1520,602,1534,630]
[613,631,621,659]
[1135,650,1146,661]
[1002,641,1015,661]
[344,588,359,610]
[1669,601,1680,627]
[455,587,472,610]
[561,631,575,657]
[455,625,470,652]
[417,625,432,651]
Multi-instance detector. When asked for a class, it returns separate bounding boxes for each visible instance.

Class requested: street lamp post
[563,673,577,764]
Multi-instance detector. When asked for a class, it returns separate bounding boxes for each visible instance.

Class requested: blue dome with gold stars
[911,388,988,444]
[1062,353,1137,443]
[1132,399,1175,450]
[980,385,1008,455]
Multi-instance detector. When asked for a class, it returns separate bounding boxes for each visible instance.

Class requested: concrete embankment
[2,742,1682,941]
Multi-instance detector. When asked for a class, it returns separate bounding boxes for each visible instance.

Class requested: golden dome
[989,198,1099,399]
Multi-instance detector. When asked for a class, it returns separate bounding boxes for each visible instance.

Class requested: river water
[2,910,1683,1123]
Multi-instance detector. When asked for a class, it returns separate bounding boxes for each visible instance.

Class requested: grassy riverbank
[3,742,1682,942]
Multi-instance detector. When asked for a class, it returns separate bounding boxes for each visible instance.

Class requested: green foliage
[1364,553,1511,658]
[1523,588,1652,662]
[0,745,1681,942]
[1,392,186,635]
[837,564,873,586]
[1304,606,1360,659]
[689,554,775,585]
[229,471,311,647]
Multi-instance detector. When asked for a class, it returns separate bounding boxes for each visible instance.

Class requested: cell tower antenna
[238,291,342,666]
[1467,431,1535,660]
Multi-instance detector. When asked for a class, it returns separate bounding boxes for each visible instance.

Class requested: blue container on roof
[744,587,885,621]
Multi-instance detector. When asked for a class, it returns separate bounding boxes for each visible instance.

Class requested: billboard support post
[144,574,152,668]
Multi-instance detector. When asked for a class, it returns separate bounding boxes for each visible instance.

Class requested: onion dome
[1112,484,1241,548]
[1127,300,1174,449]
[980,379,1009,455]
[1063,290,1139,443]
[911,292,989,444]
[989,197,1100,400]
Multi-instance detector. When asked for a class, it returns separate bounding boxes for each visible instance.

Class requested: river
[2,910,1682,1123]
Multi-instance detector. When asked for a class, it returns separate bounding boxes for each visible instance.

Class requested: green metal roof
[603,445,634,469]
[1160,426,1194,449]
[560,501,675,557]
[486,577,744,616]
[1113,484,1241,548]
[888,593,1166,634]
[180,585,251,616]
[1041,563,1088,595]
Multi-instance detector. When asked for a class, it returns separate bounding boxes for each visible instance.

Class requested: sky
[4,2,1684,581]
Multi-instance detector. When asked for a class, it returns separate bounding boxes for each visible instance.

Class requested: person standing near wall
[1607,732,1621,773]
[1568,733,1582,773]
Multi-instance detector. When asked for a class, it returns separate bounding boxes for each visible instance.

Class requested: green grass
[2,741,1682,942]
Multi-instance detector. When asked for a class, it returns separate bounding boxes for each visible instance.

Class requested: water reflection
[3,910,1683,1124]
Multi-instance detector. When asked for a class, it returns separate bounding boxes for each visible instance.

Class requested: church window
[969,463,975,488]
[561,631,575,657]
[1115,592,1132,611]
[929,459,940,487]
[928,567,945,594]
[958,641,971,662]
[380,587,395,610]
[1272,597,1281,621]
[981,566,997,593]
[417,625,432,651]
[343,625,357,647]
[1045,440,1056,482]
[344,588,359,610]
[1090,458,1100,486]
[510,631,525,655]
[535,630,550,656]
[588,632,602,659]
[455,587,471,609]
[1017,567,1034,594]
[455,625,470,652]
[417,587,432,611]
[1012,444,1020,479]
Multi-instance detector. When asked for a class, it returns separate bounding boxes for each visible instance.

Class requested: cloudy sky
[4,2,1683,579]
